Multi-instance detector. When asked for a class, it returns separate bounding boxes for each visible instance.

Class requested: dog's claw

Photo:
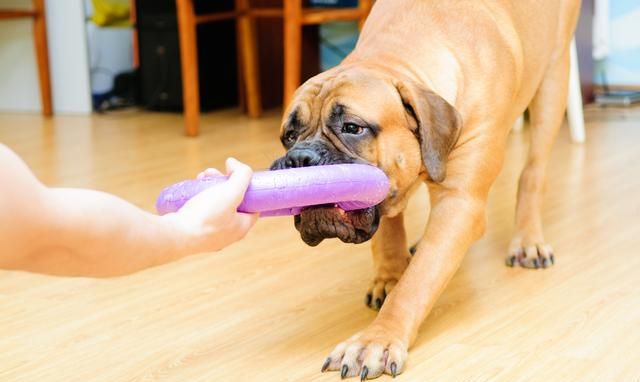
[365,293,372,306]
[374,298,383,310]
[360,366,369,381]
[390,362,397,378]
[542,257,549,268]
[508,238,555,270]
[506,255,516,267]
[325,329,407,379]
[321,357,331,372]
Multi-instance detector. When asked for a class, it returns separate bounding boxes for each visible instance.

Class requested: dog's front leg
[319,116,506,379]
[365,213,412,311]
[323,180,490,379]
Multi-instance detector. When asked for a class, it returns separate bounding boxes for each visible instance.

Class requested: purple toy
[156,164,389,217]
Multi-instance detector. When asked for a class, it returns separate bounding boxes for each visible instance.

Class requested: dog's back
[349,0,581,126]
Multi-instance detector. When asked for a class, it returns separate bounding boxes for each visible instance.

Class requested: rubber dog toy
[156,164,390,217]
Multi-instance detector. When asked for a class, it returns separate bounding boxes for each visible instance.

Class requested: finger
[232,212,259,240]
[197,168,223,180]
[247,212,259,226]
[241,212,259,229]
[222,158,254,206]
[225,157,252,176]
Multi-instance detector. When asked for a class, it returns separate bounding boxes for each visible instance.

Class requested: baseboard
[594,84,640,93]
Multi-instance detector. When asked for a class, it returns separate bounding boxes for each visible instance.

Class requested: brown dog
[271,0,581,379]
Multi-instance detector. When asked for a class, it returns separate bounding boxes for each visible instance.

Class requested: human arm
[0,144,257,277]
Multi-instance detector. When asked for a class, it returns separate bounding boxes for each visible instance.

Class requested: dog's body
[271,0,581,379]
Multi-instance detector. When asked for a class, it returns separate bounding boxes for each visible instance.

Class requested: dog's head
[271,64,462,246]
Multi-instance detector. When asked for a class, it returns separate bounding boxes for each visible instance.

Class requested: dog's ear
[395,80,462,182]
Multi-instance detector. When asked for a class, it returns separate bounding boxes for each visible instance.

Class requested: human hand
[172,158,259,252]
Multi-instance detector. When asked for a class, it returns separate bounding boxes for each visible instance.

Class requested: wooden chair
[175,0,373,136]
[0,0,52,116]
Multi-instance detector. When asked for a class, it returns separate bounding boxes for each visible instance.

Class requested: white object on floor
[86,23,134,95]
[513,114,525,131]
[567,38,586,143]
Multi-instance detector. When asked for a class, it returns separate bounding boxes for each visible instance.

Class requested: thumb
[221,157,254,207]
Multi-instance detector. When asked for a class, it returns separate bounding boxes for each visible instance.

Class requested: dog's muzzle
[271,141,382,247]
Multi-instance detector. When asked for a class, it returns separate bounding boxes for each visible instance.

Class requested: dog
[270,0,581,379]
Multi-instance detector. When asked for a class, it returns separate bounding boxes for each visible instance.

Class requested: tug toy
[156,164,390,217]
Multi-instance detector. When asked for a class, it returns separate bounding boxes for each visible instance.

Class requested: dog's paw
[321,326,408,380]
[507,236,555,269]
[364,278,397,310]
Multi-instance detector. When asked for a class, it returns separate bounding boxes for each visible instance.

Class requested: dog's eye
[341,123,364,135]
[283,130,298,146]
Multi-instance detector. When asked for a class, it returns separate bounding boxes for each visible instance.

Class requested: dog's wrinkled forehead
[282,68,402,135]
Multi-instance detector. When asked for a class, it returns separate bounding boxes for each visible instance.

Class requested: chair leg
[358,0,372,30]
[567,38,586,143]
[32,0,52,116]
[176,0,200,136]
[283,0,302,108]
[235,20,247,114]
[236,0,262,118]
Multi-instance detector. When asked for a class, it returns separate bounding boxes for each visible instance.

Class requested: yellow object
[91,0,130,27]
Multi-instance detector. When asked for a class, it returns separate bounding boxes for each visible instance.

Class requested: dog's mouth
[294,204,381,247]
[271,141,383,246]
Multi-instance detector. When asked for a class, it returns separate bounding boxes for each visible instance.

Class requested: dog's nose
[284,148,321,168]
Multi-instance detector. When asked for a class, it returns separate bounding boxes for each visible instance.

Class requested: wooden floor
[0,106,639,382]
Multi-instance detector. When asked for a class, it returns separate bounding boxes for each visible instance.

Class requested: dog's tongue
[333,205,347,215]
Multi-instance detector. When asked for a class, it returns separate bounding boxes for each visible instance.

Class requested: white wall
[0,0,92,114]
